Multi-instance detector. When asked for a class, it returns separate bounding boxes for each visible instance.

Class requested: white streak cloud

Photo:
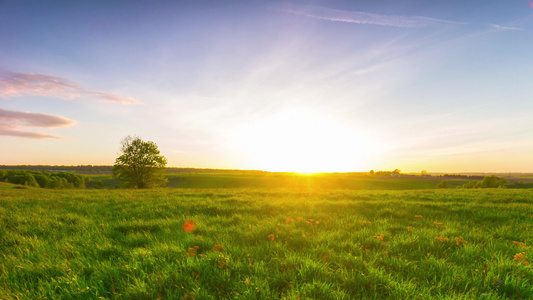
[492,24,523,31]
[0,71,140,104]
[0,108,76,139]
[280,4,464,28]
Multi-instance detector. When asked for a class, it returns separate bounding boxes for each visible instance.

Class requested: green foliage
[112,136,168,189]
[1,188,532,299]
[0,169,90,189]
[481,175,508,188]
[462,175,509,189]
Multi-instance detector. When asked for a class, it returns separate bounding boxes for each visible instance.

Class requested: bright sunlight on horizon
[228,108,384,173]
[2,1,533,173]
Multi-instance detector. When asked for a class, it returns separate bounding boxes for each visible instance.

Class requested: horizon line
[1,164,532,175]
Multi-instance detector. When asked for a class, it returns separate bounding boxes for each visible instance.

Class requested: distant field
[1,187,532,299]
[165,173,446,190]
[87,173,466,190]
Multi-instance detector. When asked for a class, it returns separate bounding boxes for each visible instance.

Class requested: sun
[228,108,381,173]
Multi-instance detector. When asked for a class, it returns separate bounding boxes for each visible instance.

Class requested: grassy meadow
[1,184,532,299]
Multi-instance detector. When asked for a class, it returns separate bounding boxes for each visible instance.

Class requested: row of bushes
[437,175,509,189]
[461,175,508,188]
[0,169,97,189]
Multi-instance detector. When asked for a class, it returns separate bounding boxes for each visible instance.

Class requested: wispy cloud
[279,4,464,28]
[0,71,140,104]
[0,108,76,139]
[0,129,64,139]
[491,24,523,31]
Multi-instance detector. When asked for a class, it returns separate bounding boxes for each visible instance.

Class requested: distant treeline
[0,169,92,189]
[460,175,508,188]
[437,175,509,189]
[369,169,402,177]
[0,165,272,175]
[0,165,112,174]
[439,174,485,180]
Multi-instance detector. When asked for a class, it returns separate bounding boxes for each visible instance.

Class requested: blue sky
[1,0,532,172]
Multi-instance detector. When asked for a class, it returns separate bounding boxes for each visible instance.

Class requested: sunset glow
[229,109,382,173]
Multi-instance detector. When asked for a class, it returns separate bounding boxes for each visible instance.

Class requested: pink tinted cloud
[0,71,140,104]
[0,108,76,128]
[0,129,63,139]
[0,108,76,139]
[280,4,464,28]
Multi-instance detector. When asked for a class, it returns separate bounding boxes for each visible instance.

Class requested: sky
[1,0,533,173]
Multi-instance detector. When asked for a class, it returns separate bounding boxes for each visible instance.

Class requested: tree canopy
[112,136,168,189]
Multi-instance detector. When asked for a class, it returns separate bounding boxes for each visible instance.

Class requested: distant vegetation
[436,175,510,190]
[0,165,276,175]
[0,166,531,190]
[461,175,509,189]
[0,169,91,189]
[0,165,114,174]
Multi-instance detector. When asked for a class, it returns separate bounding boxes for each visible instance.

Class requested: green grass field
[1,186,532,299]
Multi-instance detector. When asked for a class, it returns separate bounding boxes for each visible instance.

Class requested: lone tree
[112,135,168,188]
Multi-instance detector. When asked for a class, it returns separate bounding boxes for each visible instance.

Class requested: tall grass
[0,187,532,299]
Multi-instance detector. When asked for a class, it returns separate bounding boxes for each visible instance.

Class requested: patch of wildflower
[360,221,371,226]
[513,241,527,250]
[514,252,527,262]
[183,221,196,232]
[406,226,414,232]
[212,245,223,252]
[455,237,467,246]
[302,233,306,238]
[433,222,443,227]
[268,234,275,241]
[285,217,295,224]
[415,215,423,219]
[435,236,445,242]
[185,246,199,257]
[373,234,384,241]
